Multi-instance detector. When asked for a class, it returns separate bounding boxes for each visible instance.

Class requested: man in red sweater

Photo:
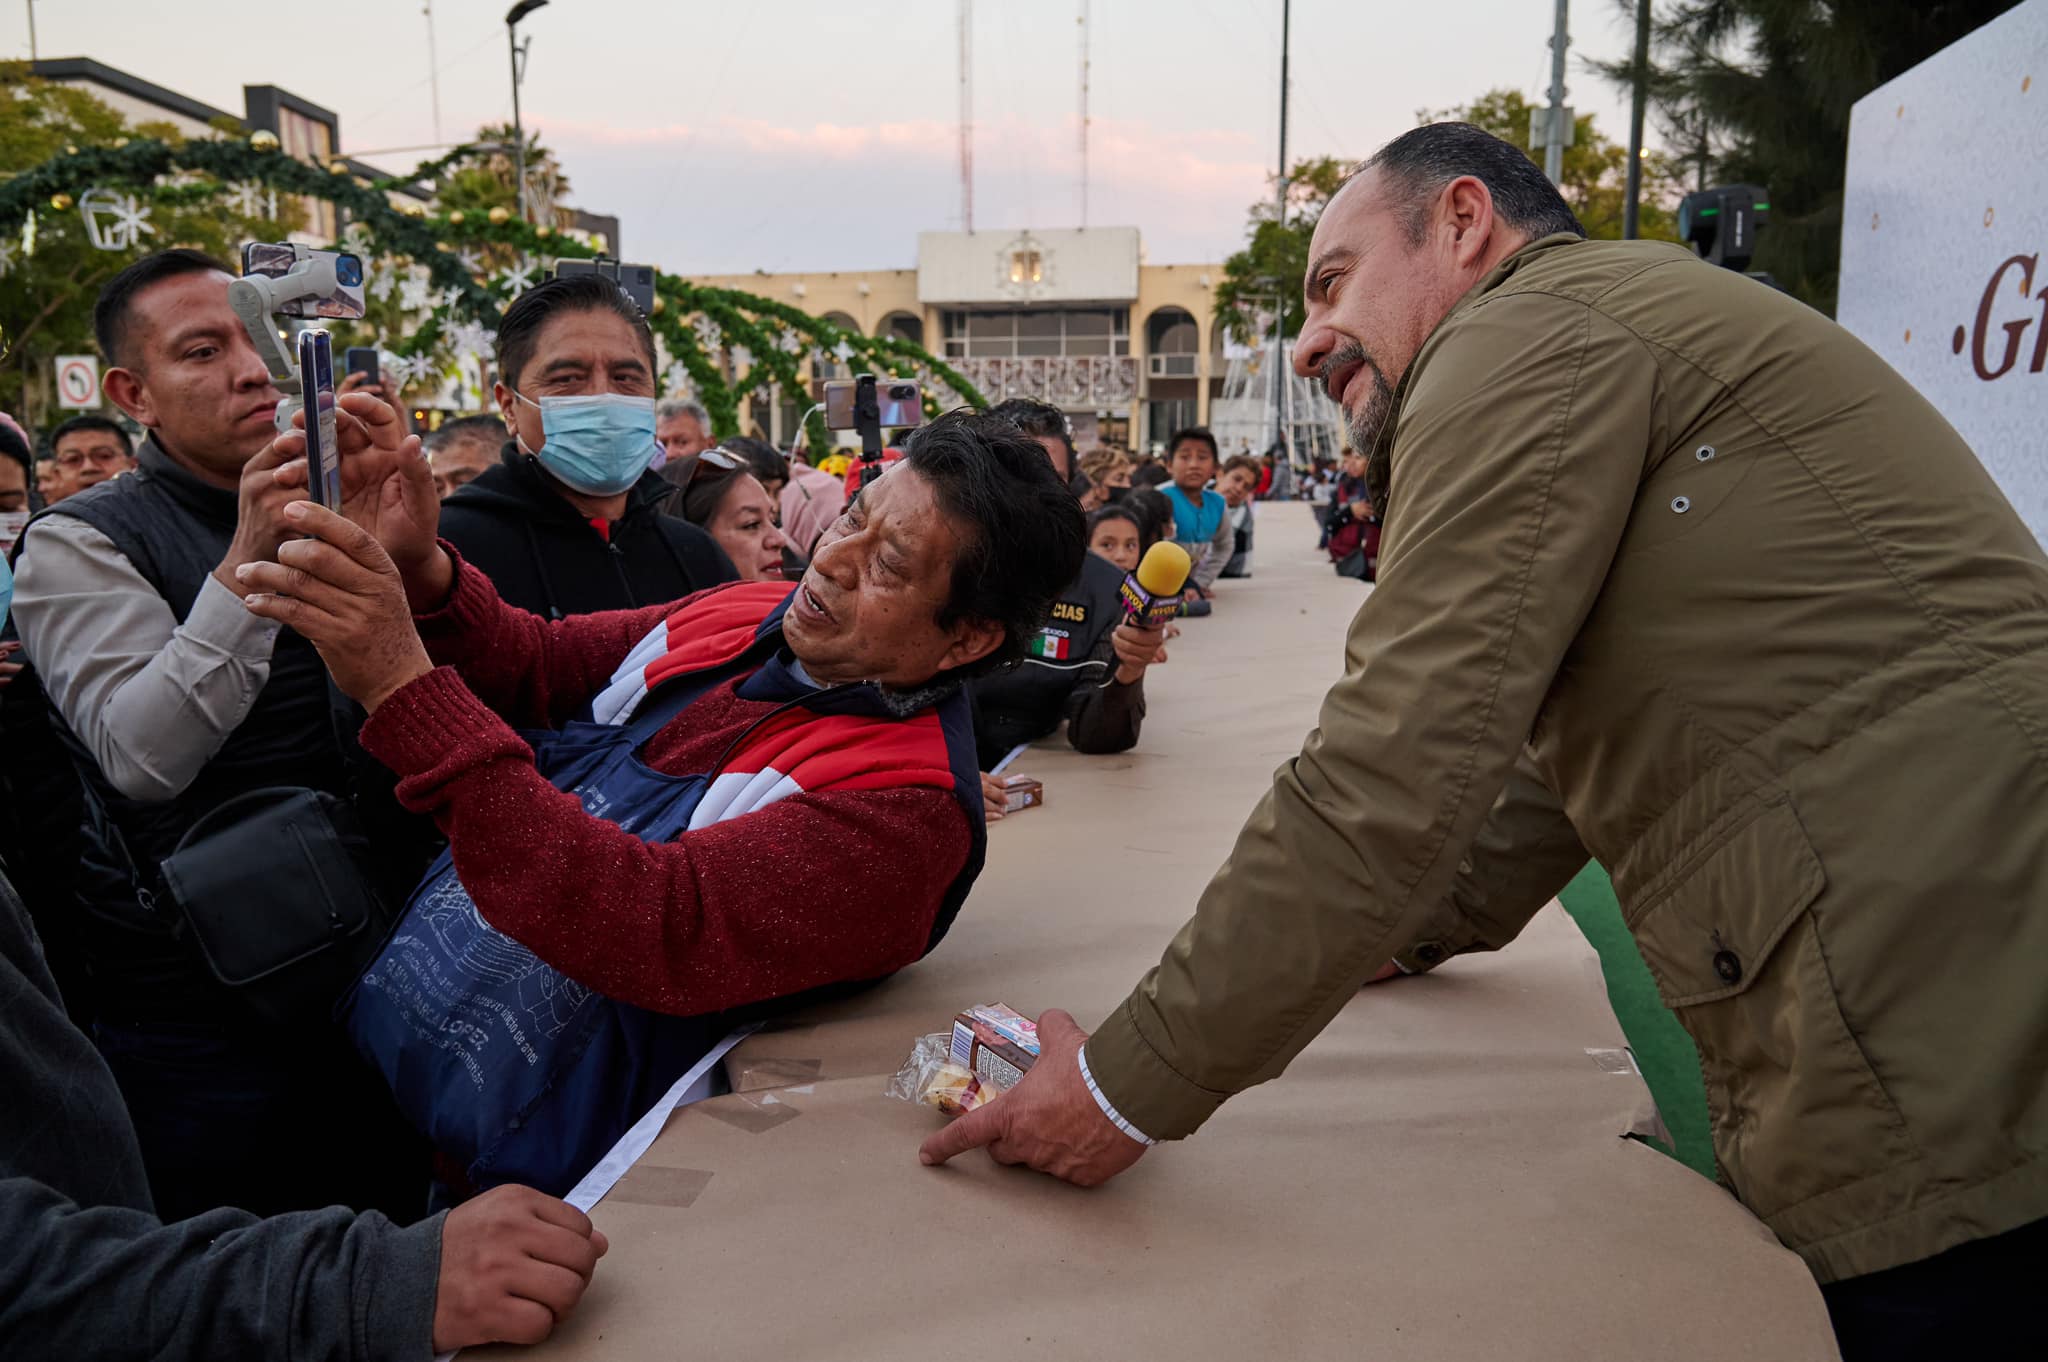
[234,403,1085,1191]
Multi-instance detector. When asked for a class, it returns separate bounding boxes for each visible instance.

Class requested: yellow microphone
[1117,540,1193,628]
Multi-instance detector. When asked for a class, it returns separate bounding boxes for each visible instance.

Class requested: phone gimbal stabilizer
[851,375,888,490]
[226,245,346,435]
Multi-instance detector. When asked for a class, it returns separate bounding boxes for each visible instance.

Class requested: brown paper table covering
[491,503,1839,1361]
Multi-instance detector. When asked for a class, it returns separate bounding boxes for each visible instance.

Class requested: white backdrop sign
[1837,0,2048,542]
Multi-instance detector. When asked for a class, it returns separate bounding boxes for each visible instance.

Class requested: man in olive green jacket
[923,123,2048,1359]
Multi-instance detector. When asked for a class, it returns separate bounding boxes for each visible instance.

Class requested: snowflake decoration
[341,221,373,256]
[831,339,855,364]
[224,180,268,218]
[0,239,14,279]
[20,210,35,258]
[661,363,693,396]
[80,189,156,251]
[398,272,435,313]
[434,286,464,313]
[692,316,723,354]
[389,351,438,387]
[369,260,399,302]
[728,344,753,371]
[447,319,497,363]
[775,328,804,356]
[112,194,156,243]
[454,247,485,278]
[493,256,538,296]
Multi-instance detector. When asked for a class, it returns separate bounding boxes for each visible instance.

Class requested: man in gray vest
[10,250,427,1222]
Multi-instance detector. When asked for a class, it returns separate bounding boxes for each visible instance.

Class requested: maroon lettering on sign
[1966,253,2039,381]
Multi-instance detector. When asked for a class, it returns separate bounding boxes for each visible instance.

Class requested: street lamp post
[505,0,550,224]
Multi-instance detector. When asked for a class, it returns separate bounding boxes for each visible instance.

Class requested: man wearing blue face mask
[436,274,736,619]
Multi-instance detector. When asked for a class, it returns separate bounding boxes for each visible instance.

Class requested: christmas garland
[0,133,984,447]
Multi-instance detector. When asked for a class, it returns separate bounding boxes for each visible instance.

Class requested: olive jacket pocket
[1629,797,1917,1222]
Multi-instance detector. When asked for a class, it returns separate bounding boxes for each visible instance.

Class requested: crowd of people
[0,244,1294,1357]
[3,113,2042,1362]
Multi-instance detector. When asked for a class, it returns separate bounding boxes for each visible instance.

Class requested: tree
[1213,95,1681,344]
[435,122,573,230]
[1607,0,2025,315]
[1422,89,1685,244]
[0,62,296,429]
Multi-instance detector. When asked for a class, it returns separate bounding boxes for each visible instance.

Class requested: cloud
[540,111,1271,273]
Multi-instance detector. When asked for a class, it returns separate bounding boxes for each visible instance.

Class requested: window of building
[276,108,337,241]
[940,308,1130,360]
[876,312,924,346]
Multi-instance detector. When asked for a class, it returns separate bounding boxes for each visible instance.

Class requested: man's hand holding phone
[271,391,451,610]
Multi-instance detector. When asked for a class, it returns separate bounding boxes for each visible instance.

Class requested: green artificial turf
[1556,862,1717,1180]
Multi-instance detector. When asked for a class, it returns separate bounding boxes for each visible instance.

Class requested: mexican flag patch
[1029,630,1071,660]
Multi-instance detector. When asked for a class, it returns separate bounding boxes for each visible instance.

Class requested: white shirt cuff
[188,571,283,659]
[1077,1043,1156,1146]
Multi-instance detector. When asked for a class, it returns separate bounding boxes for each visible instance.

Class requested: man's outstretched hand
[917,1009,1149,1188]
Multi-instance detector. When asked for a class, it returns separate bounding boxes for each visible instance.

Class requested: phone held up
[823,378,924,432]
[298,330,343,513]
[344,346,381,388]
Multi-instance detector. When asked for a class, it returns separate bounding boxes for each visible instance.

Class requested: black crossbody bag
[146,786,397,1025]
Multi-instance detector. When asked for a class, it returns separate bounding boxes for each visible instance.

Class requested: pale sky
[5,0,1648,273]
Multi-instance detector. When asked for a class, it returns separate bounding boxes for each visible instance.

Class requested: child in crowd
[1325,448,1381,582]
[1216,454,1260,579]
[1161,427,1233,600]
[1086,504,1144,575]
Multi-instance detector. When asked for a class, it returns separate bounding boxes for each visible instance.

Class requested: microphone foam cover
[1135,540,1193,597]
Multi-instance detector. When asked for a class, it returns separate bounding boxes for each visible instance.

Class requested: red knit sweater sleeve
[412,544,715,728]
[358,667,972,1016]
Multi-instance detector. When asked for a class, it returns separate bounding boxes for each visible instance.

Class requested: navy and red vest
[343,582,986,1194]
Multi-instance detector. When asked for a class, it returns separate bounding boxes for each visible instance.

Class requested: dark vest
[32,439,350,1019]
[967,550,1127,768]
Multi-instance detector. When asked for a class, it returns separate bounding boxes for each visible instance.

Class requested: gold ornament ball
[113,137,129,149]
[487,205,511,225]
[534,225,553,239]
[64,144,79,155]
[328,160,350,175]
[50,192,73,212]
[448,210,466,226]
[250,130,281,152]
[650,295,665,315]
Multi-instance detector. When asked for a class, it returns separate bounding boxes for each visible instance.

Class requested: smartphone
[824,378,925,430]
[344,347,381,387]
[554,258,656,315]
[242,241,368,320]
[298,330,343,512]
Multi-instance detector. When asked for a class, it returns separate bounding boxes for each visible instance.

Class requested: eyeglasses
[685,447,745,488]
[54,447,129,470]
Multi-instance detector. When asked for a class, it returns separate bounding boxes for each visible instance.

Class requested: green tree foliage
[1606,0,2025,315]
[1214,93,1680,343]
[435,122,573,229]
[0,62,296,428]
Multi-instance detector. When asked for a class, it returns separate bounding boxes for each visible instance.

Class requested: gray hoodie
[0,870,444,1360]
